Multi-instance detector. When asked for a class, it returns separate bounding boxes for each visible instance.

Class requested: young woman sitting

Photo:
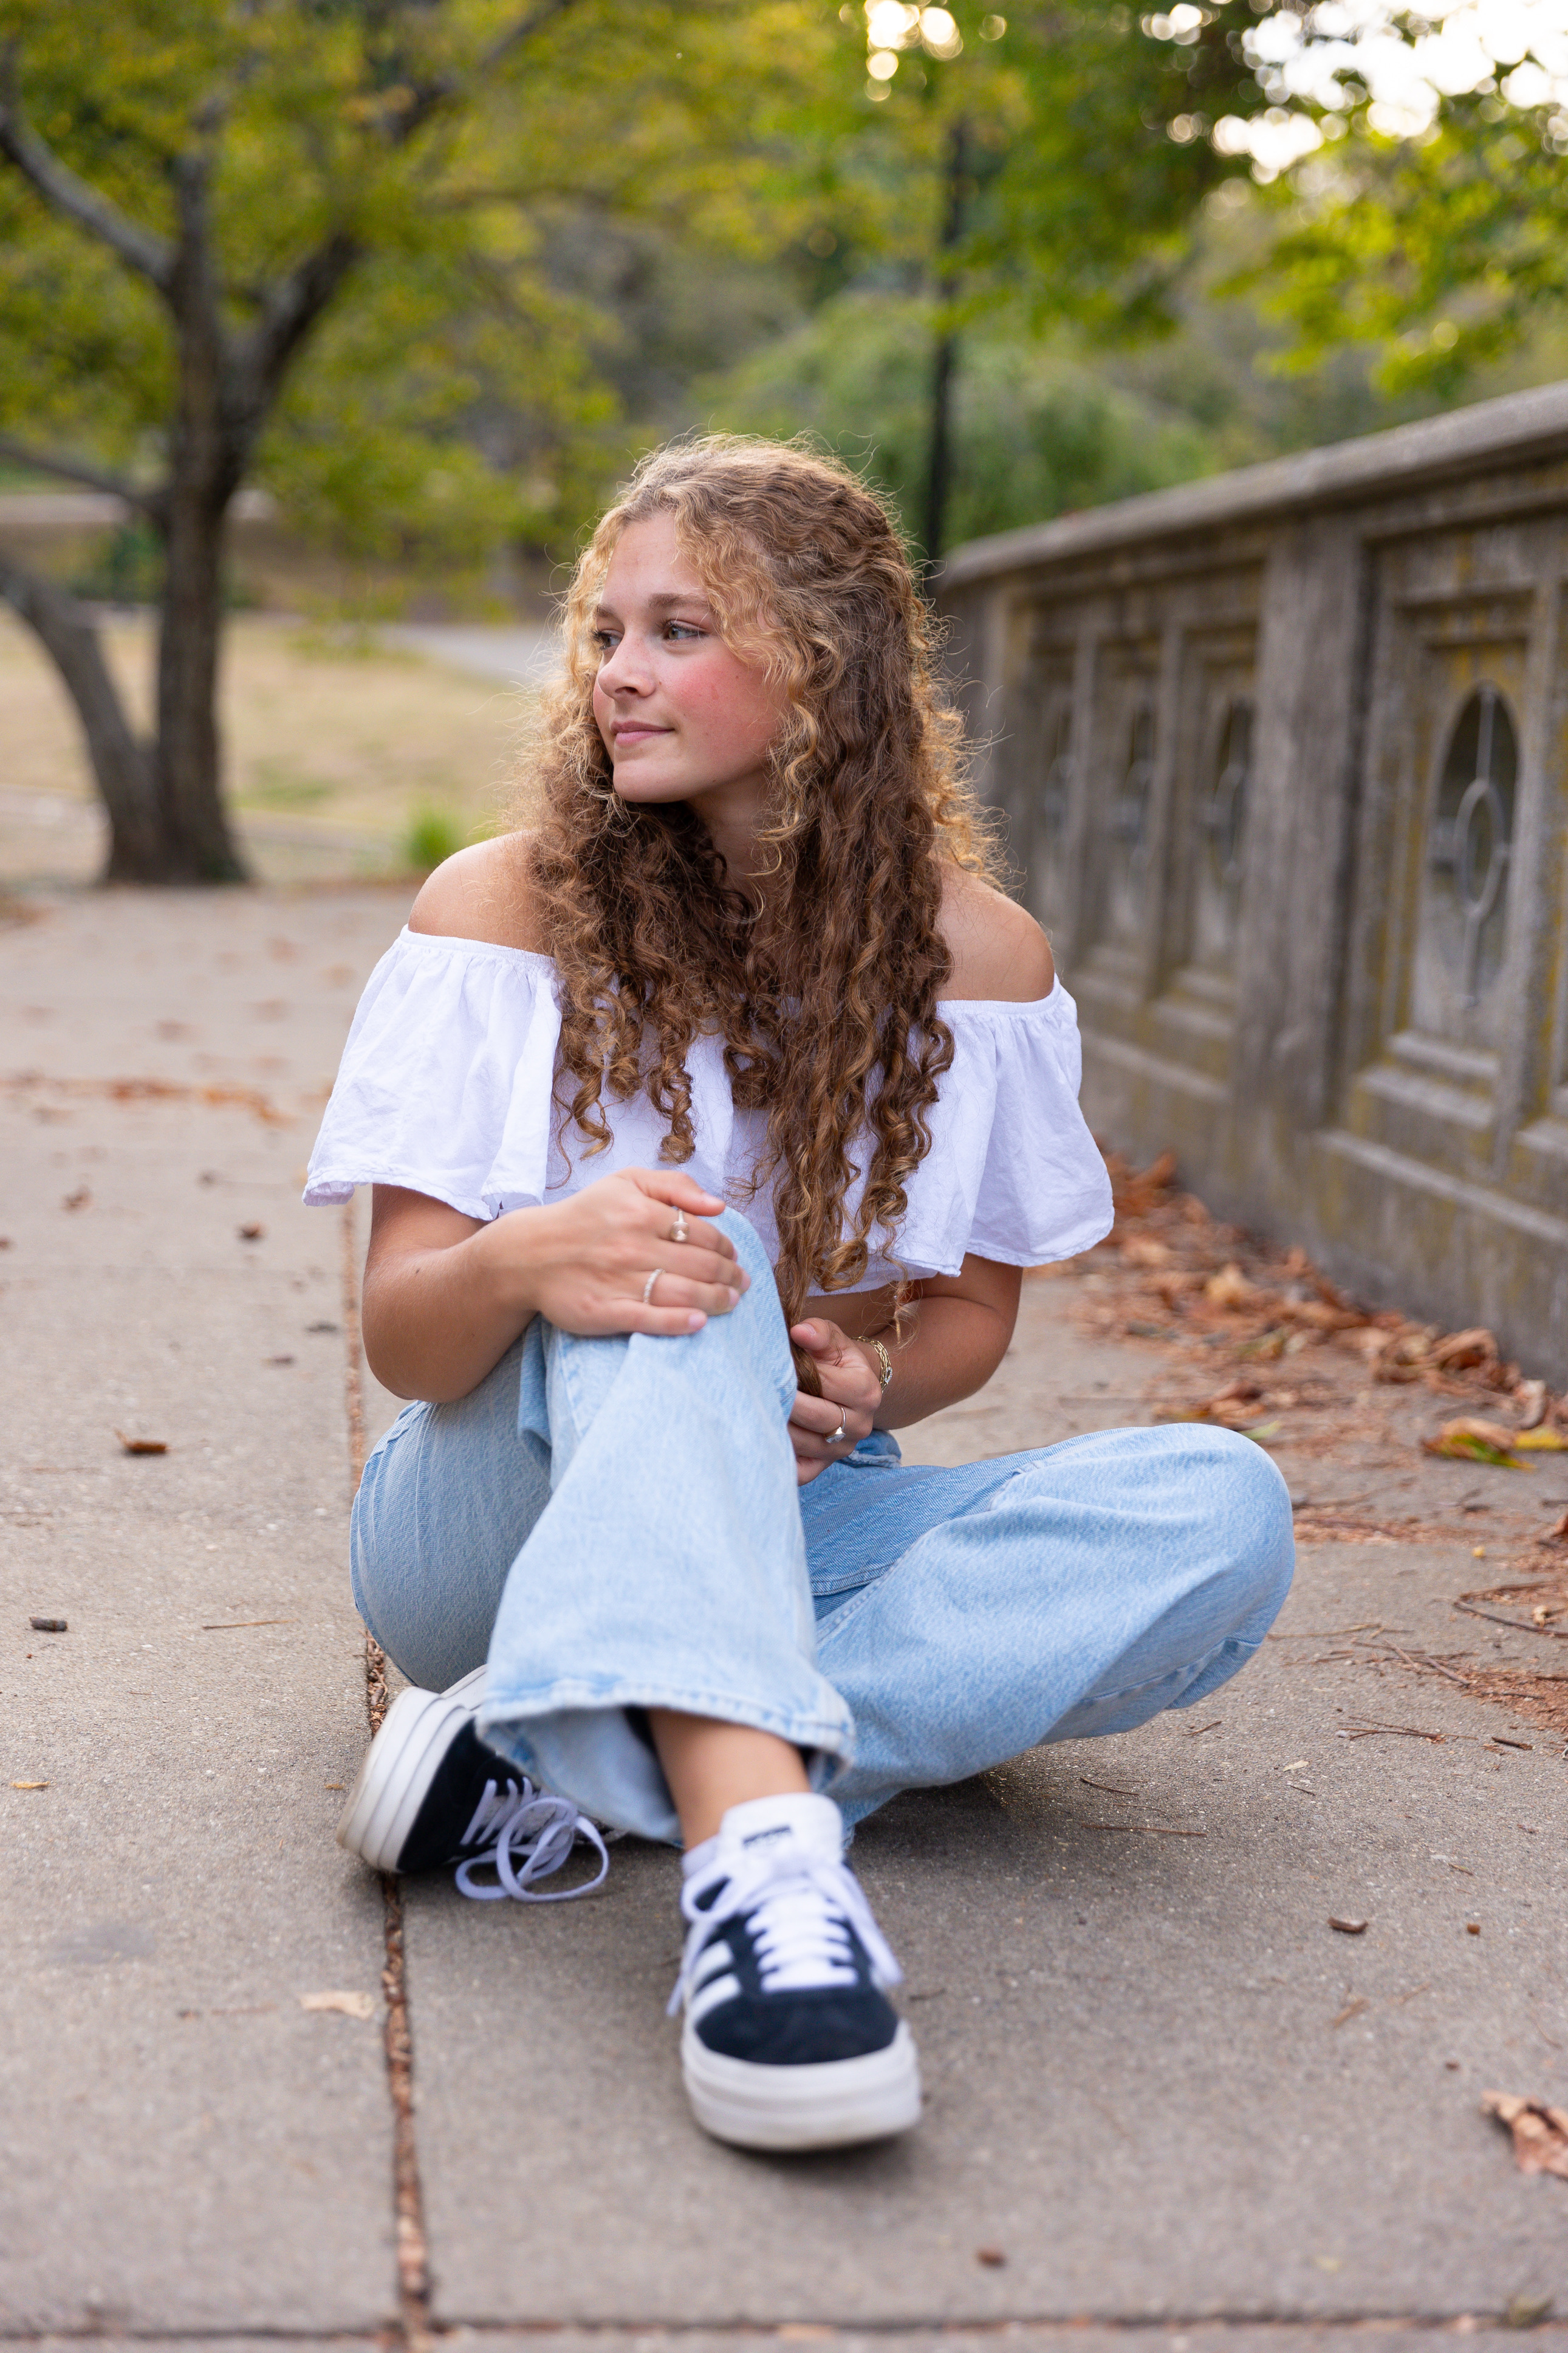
[307,437,1293,2155]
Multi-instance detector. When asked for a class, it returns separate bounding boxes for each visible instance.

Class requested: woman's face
[591,511,787,833]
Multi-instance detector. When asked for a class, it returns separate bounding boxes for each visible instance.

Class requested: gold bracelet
[870,1338,893,1393]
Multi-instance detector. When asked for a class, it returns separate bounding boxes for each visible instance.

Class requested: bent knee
[1185,1422,1294,1612]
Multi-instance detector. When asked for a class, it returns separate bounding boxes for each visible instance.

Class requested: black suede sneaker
[335,1667,608,1899]
[670,1792,920,2151]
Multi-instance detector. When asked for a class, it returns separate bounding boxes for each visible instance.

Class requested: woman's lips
[612,723,669,744]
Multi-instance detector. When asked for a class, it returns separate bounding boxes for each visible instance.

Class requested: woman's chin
[609,765,694,808]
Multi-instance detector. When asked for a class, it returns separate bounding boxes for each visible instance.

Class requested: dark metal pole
[921,114,969,583]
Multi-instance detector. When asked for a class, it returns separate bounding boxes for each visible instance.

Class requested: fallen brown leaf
[1372,1326,1438,1383]
[299,1989,377,2021]
[1424,1418,1529,1468]
[1430,1328,1498,1372]
[1205,1263,1254,1310]
[114,1431,168,1455]
[11,1781,47,1790]
[975,2246,1007,2268]
[1481,2092,1568,2180]
[1516,1379,1550,1431]
[1328,1917,1369,1934]
[238,1221,265,1242]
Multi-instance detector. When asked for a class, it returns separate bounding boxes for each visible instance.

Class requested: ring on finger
[829,1411,847,1445]
[669,1208,688,1245]
[642,1267,664,1305]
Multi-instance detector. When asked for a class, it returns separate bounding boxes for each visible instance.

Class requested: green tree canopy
[0,0,852,878]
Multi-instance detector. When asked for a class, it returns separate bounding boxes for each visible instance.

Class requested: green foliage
[704,295,1223,544]
[403,804,468,875]
[1188,8,1568,398]
[813,2,1264,342]
[0,0,854,561]
[1247,97,1568,396]
[66,521,163,605]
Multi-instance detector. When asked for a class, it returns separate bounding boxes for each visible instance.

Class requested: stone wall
[937,382,1568,1383]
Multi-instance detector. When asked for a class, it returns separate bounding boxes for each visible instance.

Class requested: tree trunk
[0,546,163,880]
[153,486,246,881]
[921,117,971,583]
[922,327,958,579]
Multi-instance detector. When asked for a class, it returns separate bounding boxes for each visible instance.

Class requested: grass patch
[403,805,468,874]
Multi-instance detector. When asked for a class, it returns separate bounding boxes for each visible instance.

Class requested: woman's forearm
[867,1293,1014,1429]
[361,1210,546,1403]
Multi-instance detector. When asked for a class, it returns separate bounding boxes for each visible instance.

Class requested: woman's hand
[362,1169,749,1401]
[489,1168,748,1338]
[787,1318,882,1486]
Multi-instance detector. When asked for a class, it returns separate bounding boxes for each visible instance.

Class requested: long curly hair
[522,435,998,1373]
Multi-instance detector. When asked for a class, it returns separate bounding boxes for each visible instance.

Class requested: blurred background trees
[2,0,1567,881]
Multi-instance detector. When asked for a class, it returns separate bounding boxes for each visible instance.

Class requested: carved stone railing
[937,382,1568,1381]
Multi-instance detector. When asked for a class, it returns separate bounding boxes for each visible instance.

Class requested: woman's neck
[685,777,770,908]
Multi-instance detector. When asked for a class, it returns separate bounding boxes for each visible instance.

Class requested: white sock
[680,1790,844,1882]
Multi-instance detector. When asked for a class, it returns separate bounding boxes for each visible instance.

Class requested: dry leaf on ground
[1514,1427,1567,1453]
[1328,1916,1369,1934]
[1431,1328,1498,1372]
[1517,1379,1550,1431]
[299,1989,377,2021]
[1205,1263,1254,1310]
[114,1431,168,1455]
[1423,1418,1529,1468]
[1482,2092,1568,2180]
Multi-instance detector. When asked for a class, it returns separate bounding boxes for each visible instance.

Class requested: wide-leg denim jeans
[351,1209,1293,1844]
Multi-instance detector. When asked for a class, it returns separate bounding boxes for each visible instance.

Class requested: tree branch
[483,0,579,76]
[231,227,362,430]
[228,3,578,428]
[0,433,167,521]
[390,0,581,144]
[0,52,173,293]
[0,541,162,879]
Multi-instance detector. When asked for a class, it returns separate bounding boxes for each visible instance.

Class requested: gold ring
[642,1268,663,1305]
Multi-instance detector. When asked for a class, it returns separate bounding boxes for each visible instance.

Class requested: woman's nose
[598,632,651,695]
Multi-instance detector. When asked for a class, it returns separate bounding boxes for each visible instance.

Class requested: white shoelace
[453,1776,609,1903]
[668,1841,902,2016]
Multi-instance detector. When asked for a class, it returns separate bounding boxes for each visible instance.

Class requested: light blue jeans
[352,1210,1293,1844]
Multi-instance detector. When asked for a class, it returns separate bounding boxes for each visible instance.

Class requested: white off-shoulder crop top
[304,927,1112,1288]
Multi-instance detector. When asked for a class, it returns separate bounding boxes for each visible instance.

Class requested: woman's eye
[666,622,703,641]
[592,630,618,653]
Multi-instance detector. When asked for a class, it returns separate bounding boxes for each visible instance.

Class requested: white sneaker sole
[681,2018,921,2152]
[335,1666,485,1873]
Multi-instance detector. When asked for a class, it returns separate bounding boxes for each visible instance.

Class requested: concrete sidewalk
[2,886,1565,2350]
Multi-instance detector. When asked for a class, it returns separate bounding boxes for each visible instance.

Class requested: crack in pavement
[342,1197,433,2353]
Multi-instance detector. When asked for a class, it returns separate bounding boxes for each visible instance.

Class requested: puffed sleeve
[897,984,1114,1275]
[303,929,563,1221]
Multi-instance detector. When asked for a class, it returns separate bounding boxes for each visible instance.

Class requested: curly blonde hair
[522,435,998,1371]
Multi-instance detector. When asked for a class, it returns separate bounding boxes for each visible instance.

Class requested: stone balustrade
[937,382,1568,1381]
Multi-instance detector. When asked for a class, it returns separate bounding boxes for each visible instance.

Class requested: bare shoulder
[407,832,544,952]
[938,865,1055,1002]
